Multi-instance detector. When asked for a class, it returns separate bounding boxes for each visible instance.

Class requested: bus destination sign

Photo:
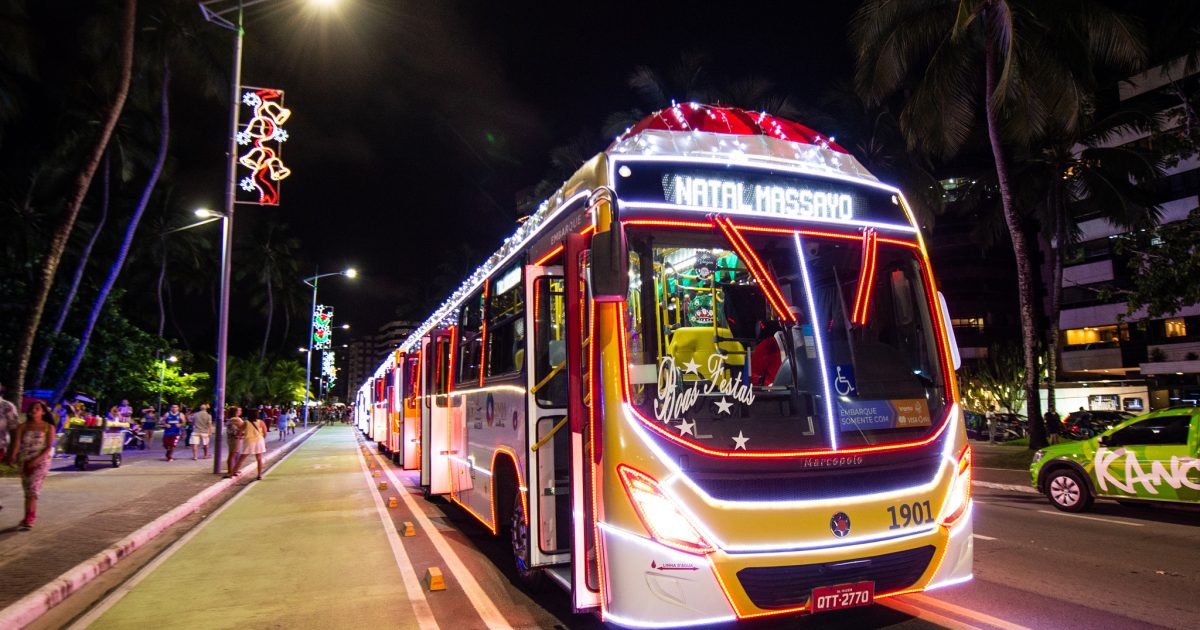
[613,161,913,230]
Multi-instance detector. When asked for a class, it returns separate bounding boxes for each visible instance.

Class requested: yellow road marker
[379,481,389,490]
[425,567,445,591]
[403,521,415,536]
[388,496,399,508]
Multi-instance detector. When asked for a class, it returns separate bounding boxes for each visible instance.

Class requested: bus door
[427,328,453,496]
[566,232,601,611]
[402,354,420,469]
[526,265,571,570]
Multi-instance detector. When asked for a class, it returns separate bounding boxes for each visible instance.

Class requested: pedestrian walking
[1044,409,1062,445]
[234,409,268,480]
[190,403,213,459]
[986,406,998,443]
[9,401,56,530]
[275,406,287,441]
[162,404,185,461]
[117,399,133,424]
[286,407,297,436]
[141,407,159,444]
[224,406,245,478]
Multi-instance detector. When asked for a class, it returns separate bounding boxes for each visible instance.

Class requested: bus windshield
[623,226,948,453]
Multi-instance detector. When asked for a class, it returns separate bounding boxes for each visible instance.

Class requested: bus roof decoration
[609,102,878,183]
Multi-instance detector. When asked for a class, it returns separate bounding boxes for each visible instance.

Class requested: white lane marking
[366,443,513,630]
[1036,506,1137,525]
[1037,510,1145,527]
[68,430,315,628]
[881,596,982,630]
[353,441,438,629]
[974,480,1039,494]
[972,534,997,541]
[906,592,1034,630]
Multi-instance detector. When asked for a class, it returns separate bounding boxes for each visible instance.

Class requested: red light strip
[490,447,528,527]
[712,216,795,323]
[851,229,878,326]
[447,326,457,394]
[622,218,713,229]
[533,244,564,266]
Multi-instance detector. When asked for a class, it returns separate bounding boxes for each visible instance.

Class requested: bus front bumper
[599,506,973,628]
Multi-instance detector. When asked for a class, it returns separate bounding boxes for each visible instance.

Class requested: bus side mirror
[591,226,627,302]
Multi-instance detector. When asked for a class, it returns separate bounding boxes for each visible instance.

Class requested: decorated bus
[357,103,972,627]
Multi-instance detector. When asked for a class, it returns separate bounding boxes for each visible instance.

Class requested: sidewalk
[0,428,309,612]
[81,426,418,629]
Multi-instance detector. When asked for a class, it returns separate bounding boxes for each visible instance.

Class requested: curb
[0,427,320,629]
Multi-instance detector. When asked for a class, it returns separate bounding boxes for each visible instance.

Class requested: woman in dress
[9,401,56,530]
[234,408,268,480]
[224,406,244,478]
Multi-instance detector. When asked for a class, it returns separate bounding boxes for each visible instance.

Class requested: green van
[1030,408,1200,512]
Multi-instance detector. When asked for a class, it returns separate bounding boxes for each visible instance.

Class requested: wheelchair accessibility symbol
[832,365,856,396]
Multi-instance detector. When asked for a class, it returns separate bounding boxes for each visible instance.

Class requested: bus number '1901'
[887,500,933,530]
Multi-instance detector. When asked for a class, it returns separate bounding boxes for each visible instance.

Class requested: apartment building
[1056,55,1200,411]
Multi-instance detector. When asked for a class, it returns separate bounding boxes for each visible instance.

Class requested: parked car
[1030,408,1200,512]
[1061,410,1132,440]
[964,410,1025,441]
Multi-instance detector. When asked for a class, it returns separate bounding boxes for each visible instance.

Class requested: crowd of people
[0,378,306,530]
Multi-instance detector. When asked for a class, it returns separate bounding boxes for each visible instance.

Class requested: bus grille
[687,456,942,502]
[736,545,936,610]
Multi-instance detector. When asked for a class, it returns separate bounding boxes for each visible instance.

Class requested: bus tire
[510,493,543,587]
[1046,468,1092,512]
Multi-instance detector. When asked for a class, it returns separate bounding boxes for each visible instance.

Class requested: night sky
[173,0,858,347]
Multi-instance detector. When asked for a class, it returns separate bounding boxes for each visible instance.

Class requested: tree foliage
[959,344,1028,414]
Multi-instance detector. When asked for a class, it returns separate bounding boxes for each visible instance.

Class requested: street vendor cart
[62,426,124,469]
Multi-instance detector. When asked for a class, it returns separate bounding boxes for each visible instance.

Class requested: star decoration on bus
[732,430,749,450]
[681,358,701,374]
[715,398,733,415]
[676,419,696,437]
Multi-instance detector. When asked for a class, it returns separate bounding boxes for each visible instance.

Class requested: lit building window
[951,317,985,332]
[1064,325,1120,346]
[1164,318,1187,338]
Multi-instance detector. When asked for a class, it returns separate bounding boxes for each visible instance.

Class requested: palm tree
[10,0,136,405]
[52,56,171,405]
[851,0,1145,448]
[31,153,112,388]
[238,223,302,361]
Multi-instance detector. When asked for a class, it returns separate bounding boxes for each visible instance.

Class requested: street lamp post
[302,268,356,427]
[200,0,337,472]
[157,355,178,416]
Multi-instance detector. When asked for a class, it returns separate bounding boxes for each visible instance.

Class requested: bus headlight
[938,446,972,527]
[617,464,715,555]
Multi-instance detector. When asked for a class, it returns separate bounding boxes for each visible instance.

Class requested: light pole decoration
[303,268,356,426]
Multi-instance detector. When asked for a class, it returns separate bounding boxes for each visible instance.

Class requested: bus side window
[457,290,485,385]
[487,264,525,378]
[534,277,567,407]
[432,337,453,407]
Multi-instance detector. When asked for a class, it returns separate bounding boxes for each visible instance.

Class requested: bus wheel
[1046,468,1092,512]
[510,494,541,586]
